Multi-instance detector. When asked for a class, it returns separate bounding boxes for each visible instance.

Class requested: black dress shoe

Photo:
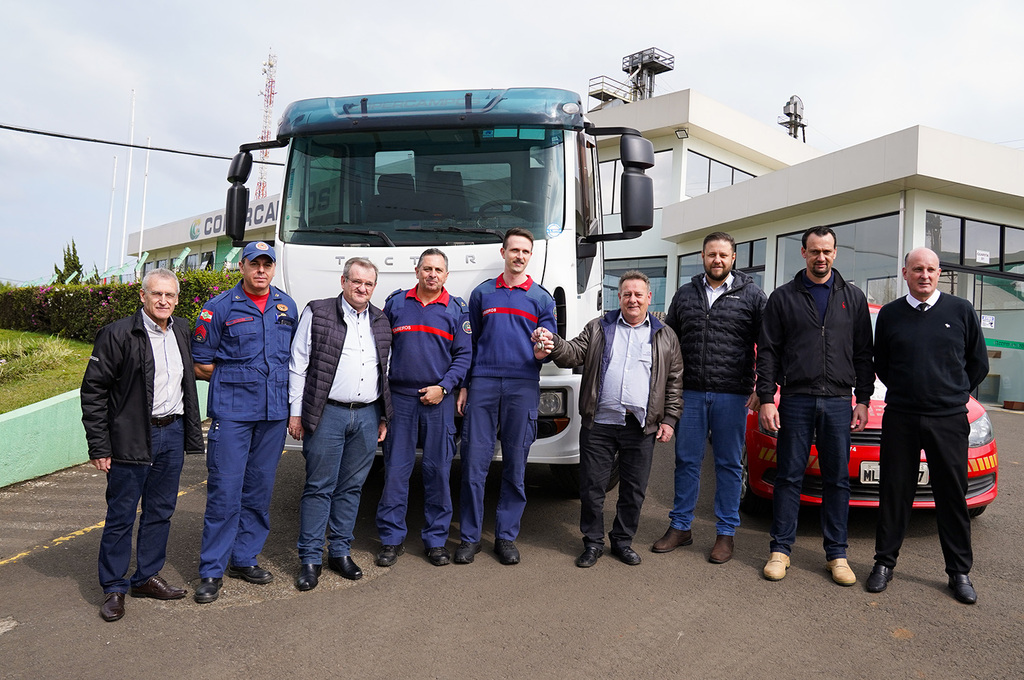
[611,545,642,566]
[327,555,363,580]
[295,563,322,591]
[453,541,481,564]
[948,573,977,604]
[866,564,894,593]
[130,574,187,600]
[193,577,222,604]
[575,546,603,568]
[227,564,274,584]
[494,539,520,565]
[100,592,125,622]
[376,544,405,567]
[426,546,451,566]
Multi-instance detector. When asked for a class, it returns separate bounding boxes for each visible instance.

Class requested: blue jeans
[99,419,184,593]
[377,392,456,548]
[459,377,539,543]
[297,401,381,562]
[670,390,748,536]
[199,418,287,577]
[769,394,852,560]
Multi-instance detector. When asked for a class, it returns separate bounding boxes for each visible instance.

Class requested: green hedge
[0,271,243,341]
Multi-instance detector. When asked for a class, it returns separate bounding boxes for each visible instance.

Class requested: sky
[2,0,1022,285]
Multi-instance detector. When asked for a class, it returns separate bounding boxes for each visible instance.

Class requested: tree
[52,241,84,283]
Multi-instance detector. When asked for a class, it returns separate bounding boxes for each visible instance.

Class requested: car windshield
[280,127,565,247]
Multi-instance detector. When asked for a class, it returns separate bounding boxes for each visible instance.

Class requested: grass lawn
[0,329,94,414]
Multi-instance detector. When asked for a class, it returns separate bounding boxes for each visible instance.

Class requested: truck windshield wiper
[397,225,505,241]
[290,227,396,247]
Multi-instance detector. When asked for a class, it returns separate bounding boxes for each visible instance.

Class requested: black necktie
[917,302,929,312]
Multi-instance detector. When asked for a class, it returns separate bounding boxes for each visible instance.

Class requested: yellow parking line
[0,480,207,567]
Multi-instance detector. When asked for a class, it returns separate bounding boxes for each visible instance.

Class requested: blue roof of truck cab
[277,88,585,138]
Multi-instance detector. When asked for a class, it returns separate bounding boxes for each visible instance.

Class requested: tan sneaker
[763,552,790,581]
[826,558,857,586]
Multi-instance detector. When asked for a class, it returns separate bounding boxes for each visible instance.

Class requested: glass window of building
[925,212,965,264]
[964,219,1002,269]
[685,152,711,197]
[685,151,754,198]
[200,251,215,270]
[600,149,673,213]
[775,215,900,304]
[184,253,199,271]
[605,257,667,314]
[1005,226,1024,276]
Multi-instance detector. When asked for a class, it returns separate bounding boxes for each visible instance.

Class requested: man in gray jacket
[533,271,683,568]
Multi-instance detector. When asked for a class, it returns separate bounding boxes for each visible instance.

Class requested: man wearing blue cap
[191,241,298,603]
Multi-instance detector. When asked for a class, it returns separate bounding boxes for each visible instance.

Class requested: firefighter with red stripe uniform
[455,228,557,566]
[375,249,472,568]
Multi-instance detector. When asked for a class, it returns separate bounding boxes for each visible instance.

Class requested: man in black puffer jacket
[651,232,766,565]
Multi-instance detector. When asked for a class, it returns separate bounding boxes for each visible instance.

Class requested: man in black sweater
[867,247,989,604]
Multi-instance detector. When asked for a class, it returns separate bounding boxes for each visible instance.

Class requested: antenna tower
[256,50,277,199]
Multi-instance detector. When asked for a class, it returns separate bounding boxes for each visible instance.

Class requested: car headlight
[538,389,567,417]
[968,413,994,447]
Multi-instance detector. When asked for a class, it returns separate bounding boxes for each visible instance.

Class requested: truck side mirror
[618,133,654,233]
[225,152,253,242]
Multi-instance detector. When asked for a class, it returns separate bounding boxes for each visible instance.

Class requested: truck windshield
[280,127,565,247]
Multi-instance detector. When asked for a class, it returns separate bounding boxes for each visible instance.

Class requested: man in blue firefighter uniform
[455,228,557,566]
[191,241,297,603]
[375,248,472,568]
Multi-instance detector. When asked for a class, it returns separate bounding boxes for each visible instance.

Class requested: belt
[327,399,373,409]
[150,413,181,427]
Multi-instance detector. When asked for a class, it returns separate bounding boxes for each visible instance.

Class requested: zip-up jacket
[548,310,683,435]
[81,310,205,463]
[664,269,766,395]
[756,269,874,405]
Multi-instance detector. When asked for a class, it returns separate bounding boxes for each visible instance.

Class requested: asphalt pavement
[1,409,1023,679]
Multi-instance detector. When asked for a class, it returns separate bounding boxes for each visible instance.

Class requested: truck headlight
[538,389,567,417]
[968,413,994,447]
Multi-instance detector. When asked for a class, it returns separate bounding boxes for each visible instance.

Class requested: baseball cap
[241,241,276,263]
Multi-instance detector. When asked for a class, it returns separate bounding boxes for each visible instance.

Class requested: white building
[130,87,1024,405]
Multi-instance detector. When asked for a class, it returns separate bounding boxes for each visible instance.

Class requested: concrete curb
[0,383,208,488]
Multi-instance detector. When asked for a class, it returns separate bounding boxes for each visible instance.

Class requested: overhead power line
[0,122,285,166]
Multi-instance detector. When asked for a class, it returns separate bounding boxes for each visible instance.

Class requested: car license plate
[859,461,929,485]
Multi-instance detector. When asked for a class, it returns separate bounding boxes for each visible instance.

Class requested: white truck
[222,87,654,490]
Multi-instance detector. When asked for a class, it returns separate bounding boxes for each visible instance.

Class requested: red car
[741,306,998,516]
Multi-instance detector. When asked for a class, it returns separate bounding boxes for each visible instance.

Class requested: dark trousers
[98,419,184,593]
[874,411,972,575]
[579,416,655,549]
[770,395,852,560]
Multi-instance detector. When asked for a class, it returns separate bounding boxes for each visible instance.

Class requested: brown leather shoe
[129,574,186,600]
[651,527,693,553]
[100,592,125,622]
[708,535,734,564]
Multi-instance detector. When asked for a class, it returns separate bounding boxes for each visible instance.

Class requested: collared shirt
[288,297,381,416]
[142,312,184,418]
[703,272,734,308]
[802,271,833,324]
[595,313,652,426]
[406,287,451,307]
[905,290,941,311]
[496,273,533,291]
